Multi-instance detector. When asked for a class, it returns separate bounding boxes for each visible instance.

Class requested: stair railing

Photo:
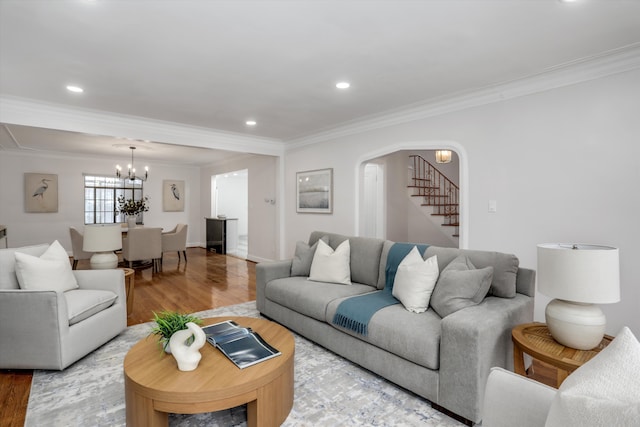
[409,155,459,226]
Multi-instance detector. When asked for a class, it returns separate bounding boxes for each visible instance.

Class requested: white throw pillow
[14,240,79,292]
[545,326,640,427]
[308,239,351,285]
[392,247,439,313]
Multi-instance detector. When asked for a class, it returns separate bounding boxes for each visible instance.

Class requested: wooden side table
[120,268,135,316]
[512,322,612,387]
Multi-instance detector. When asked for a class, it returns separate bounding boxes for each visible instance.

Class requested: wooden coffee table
[124,316,295,427]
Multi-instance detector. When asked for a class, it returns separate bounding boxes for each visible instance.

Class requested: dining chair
[69,227,92,269]
[162,223,188,263]
[122,227,163,272]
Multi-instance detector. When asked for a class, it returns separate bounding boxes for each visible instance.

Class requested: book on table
[202,320,281,369]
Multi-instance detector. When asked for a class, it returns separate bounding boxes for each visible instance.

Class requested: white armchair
[0,244,127,370]
[162,223,188,263]
[483,326,640,427]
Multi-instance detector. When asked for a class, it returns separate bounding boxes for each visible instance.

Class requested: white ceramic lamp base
[90,252,118,269]
[545,299,606,350]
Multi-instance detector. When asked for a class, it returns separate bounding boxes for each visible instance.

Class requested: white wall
[200,154,279,262]
[283,68,640,336]
[0,151,201,251]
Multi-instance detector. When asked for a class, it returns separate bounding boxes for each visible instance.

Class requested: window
[84,175,144,224]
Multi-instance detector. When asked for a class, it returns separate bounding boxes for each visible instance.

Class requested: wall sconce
[435,150,452,164]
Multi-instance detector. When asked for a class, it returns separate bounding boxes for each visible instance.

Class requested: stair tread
[442,223,460,227]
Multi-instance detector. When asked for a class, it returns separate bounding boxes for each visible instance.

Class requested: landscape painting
[24,173,58,213]
[296,168,332,214]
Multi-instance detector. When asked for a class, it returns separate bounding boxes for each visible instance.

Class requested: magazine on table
[202,320,281,369]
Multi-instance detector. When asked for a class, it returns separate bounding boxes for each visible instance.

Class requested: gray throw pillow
[291,235,328,276]
[430,255,493,318]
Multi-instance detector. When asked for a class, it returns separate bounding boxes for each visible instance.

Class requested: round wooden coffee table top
[124,316,295,426]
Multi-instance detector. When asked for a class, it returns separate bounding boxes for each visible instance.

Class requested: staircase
[408,155,459,240]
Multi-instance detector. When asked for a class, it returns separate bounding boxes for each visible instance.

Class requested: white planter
[127,216,137,229]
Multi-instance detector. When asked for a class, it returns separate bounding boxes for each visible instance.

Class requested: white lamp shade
[83,225,122,252]
[537,243,620,304]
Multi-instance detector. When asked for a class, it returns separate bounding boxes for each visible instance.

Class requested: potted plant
[149,310,203,353]
[117,195,149,228]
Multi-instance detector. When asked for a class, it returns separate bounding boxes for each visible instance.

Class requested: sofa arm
[483,367,556,427]
[256,259,292,312]
[438,294,534,423]
[0,289,68,369]
[73,269,126,304]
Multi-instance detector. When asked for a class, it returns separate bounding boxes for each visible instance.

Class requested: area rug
[26,302,464,426]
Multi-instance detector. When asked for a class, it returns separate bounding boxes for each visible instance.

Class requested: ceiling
[1,0,640,165]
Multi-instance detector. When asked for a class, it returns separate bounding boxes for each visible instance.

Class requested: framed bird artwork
[24,173,58,213]
[163,180,185,212]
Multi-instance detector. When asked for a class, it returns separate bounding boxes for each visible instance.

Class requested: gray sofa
[257,231,535,425]
[0,244,127,370]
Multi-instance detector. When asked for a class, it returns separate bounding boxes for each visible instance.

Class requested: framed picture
[163,180,185,212]
[24,173,58,213]
[296,168,333,214]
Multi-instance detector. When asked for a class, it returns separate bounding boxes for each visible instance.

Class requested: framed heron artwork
[163,180,185,212]
[24,173,58,213]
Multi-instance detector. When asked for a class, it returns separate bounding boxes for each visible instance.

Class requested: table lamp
[83,224,122,269]
[537,243,620,350]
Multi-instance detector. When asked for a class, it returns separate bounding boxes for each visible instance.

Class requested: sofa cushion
[425,246,518,298]
[309,239,351,285]
[392,248,439,313]
[545,326,640,427]
[65,289,118,325]
[0,244,49,290]
[266,276,374,322]
[291,235,328,276]
[326,300,442,370]
[14,240,79,292]
[309,231,384,288]
[430,255,493,318]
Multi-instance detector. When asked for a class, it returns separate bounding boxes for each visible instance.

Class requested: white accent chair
[122,227,163,273]
[162,223,188,263]
[482,326,640,427]
[69,226,92,269]
[0,244,127,370]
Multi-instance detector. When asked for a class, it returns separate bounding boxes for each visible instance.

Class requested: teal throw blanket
[331,243,429,336]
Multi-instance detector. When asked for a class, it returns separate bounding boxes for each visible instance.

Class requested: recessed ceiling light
[336,82,350,89]
[66,85,84,93]
[246,120,257,126]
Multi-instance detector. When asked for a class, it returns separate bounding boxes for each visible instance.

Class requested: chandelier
[116,146,148,181]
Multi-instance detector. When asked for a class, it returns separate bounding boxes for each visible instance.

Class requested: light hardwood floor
[0,248,555,426]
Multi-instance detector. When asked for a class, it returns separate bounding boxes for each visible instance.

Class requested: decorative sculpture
[169,322,207,371]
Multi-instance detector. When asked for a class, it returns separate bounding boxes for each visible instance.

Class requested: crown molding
[0,96,285,157]
[286,44,640,149]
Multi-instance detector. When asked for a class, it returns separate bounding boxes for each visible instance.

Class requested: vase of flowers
[149,310,203,353]
[117,195,149,228]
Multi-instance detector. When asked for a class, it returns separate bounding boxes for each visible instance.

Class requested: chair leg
[183,250,187,262]
[72,259,78,270]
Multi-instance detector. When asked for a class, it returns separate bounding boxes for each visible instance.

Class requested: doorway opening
[359,148,463,248]
[212,169,248,259]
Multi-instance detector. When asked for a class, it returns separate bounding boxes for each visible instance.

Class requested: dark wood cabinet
[205,218,237,254]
